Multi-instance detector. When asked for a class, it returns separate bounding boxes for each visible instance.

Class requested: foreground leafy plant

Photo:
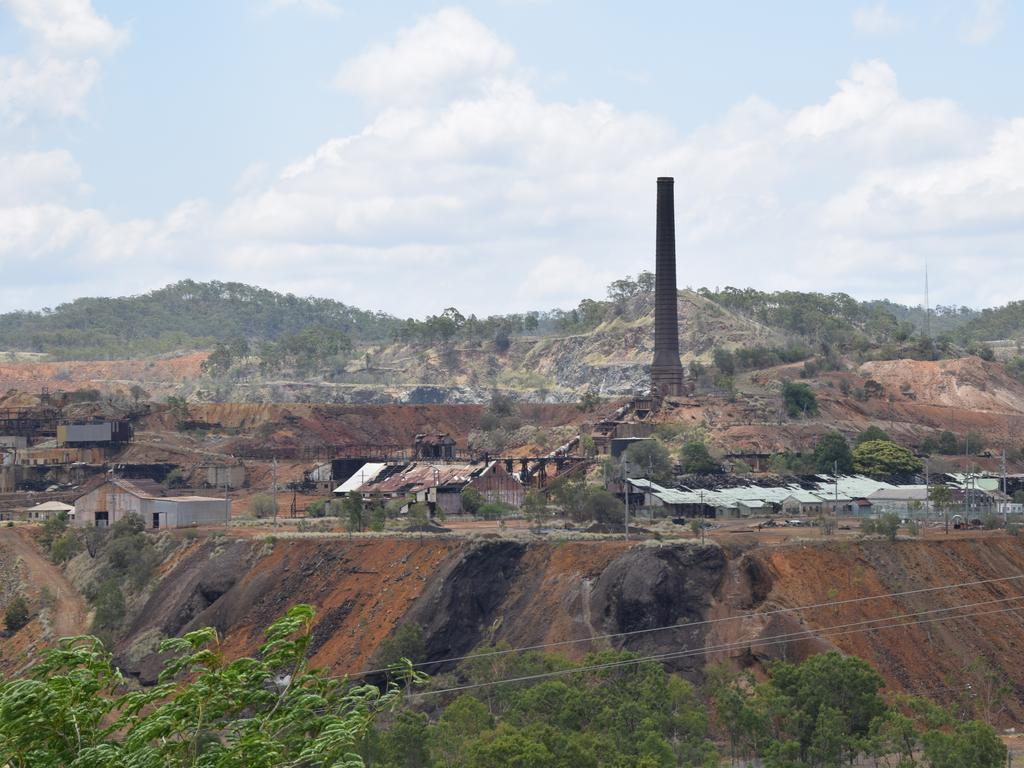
[0,604,418,767]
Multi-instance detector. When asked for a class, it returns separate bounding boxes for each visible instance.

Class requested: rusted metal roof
[112,478,170,499]
[354,461,501,496]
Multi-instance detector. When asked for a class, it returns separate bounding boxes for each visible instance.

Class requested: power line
[343,573,1024,680]
[409,601,1024,699]
[405,599,1024,700]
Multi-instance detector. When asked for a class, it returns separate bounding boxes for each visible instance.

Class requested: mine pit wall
[115,535,1024,724]
[740,536,1024,723]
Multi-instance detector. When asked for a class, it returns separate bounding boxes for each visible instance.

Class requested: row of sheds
[626,474,1023,519]
[2,478,229,528]
[334,460,524,516]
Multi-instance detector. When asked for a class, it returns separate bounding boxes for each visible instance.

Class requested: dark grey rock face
[401,540,527,673]
[589,544,726,679]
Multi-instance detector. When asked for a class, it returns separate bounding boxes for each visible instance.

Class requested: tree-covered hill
[0,280,403,359]
[956,300,1024,343]
[0,277,1019,362]
[698,287,981,346]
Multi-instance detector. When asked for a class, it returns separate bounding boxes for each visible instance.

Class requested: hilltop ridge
[2,277,1021,404]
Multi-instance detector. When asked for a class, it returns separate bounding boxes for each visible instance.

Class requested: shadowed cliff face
[401,540,527,672]
[589,544,727,678]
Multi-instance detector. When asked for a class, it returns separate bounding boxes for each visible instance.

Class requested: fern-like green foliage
[0,604,421,767]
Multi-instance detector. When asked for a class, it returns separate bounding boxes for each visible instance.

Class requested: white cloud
[963,0,1002,44]
[336,7,517,105]
[0,0,125,124]
[0,55,102,122]
[2,0,125,54]
[2,7,1024,317]
[852,2,904,35]
[0,150,86,204]
[261,0,341,17]
[821,118,1024,236]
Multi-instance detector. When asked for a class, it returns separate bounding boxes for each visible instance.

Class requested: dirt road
[0,526,88,638]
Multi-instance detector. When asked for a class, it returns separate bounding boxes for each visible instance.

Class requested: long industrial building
[73,478,228,529]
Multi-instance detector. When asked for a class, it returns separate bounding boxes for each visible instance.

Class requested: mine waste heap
[651,176,685,396]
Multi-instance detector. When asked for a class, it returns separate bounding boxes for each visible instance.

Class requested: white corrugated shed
[152,496,228,528]
[629,474,920,514]
[866,486,928,501]
[813,475,898,498]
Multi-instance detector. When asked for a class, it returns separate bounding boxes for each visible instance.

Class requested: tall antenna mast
[924,260,931,340]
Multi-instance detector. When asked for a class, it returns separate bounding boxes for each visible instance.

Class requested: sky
[1,0,1022,318]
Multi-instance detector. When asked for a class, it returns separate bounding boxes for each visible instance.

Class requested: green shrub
[110,512,145,538]
[582,488,623,524]
[406,502,431,528]
[164,468,186,488]
[855,425,890,445]
[90,579,126,633]
[50,530,82,564]
[370,506,386,532]
[623,439,672,483]
[4,596,30,632]
[680,440,720,474]
[249,493,276,519]
[862,512,900,541]
[375,622,426,670]
[783,381,819,418]
[853,440,923,476]
[477,502,512,520]
[460,487,484,515]
[95,513,160,587]
[576,388,602,413]
[38,512,70,551]
[812,431,853,473]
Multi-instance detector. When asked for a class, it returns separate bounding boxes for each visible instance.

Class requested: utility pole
[622,459,629,542]
[272,456,278,532]
[834,460,839,526]
[699,489,705,544]
[999,448,1007,528]
[924,460,930,535]
[224,466,230,529]
[964,435,971,524]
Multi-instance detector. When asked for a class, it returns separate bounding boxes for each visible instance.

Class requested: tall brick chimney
[651,177,684,396]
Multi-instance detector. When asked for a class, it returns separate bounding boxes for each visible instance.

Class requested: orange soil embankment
[145,538,634,675]
[184,538,461,674]
[747,535,1024,719]
[0,353,207,395]
[728,355,1024,453]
